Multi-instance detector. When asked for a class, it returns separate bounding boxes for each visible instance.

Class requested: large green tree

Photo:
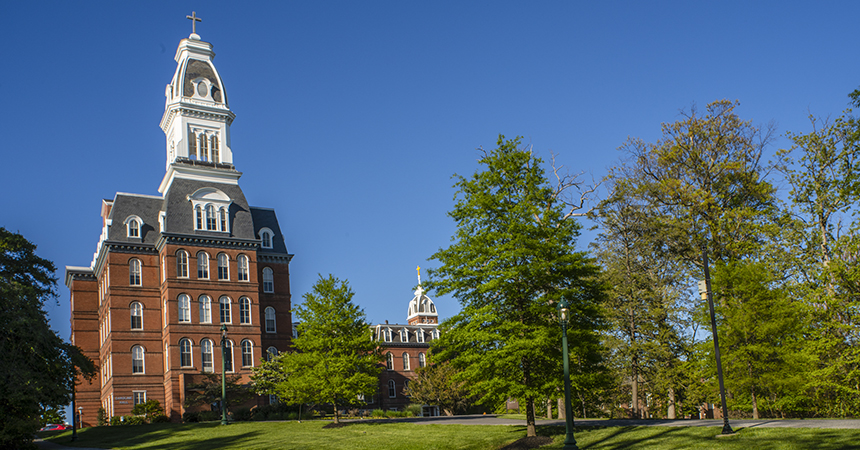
[251,275,380,424]
[403,361,471,416]
[0,228,96,449]
[428,135,606,437]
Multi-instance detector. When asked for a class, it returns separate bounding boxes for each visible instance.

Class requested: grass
[41,420,860,450]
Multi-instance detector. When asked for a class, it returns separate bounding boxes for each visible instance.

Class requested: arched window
[197,252,209,279]
[132,345,144,374]
[400,328,409,342]
[416,329,424,343]
[195,205,203,229]
[199,295,212,323]
[383,328,392,342]
[201,339,214,373]
[129,259,141,286]
[176,250,189,278]
[220,296,232,323]
[127,219,140,238]
[241,340,253,367]
[189,129,198,160]
[217,253,229,280]
[419,352,426,368]
[237,254,249,281]
[224,340,234,372]
[130,302,143,330]
[240,297,252,324]
[178,294,191,323]
[260,229,273,249]
[206,205,217,230]
[212,135,220,162]
[386,352,394,371]
[388,380,396,398]
[179,338,192,367]
[266,347,278,362]
[219,208,227,232]
[262,267,274,293]
[402,352,410,371]
[265,306,276,333]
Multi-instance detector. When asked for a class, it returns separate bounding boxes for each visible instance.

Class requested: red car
[39,424,68,432]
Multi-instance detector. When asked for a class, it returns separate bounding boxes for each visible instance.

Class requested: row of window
[130,341,278,375]
[379,327,439,343]
[189,130,220,163]
[130,298,276,331]
[385,352,426,371]
[128,256,274,293]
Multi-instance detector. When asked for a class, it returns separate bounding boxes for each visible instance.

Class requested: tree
[403,361,471,416]
[0,228,96,448]
[252,275,381,424]
[184,373,254,411]
[428,135,606,437]
[131,399,164,423]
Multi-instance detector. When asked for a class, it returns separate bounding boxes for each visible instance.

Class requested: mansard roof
[106,193,163,244]
[372,322,437,347]
[250,207,289,255]
[161,177,254,238]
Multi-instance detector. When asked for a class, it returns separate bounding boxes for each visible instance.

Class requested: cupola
[407,266,438,325]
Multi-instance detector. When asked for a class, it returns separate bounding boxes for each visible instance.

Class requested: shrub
[371,409,385,418]
[151,414,171,423]
[198,411,220,422]
[406,404,422,417]
[232,408,253,422]
[182,411,199,423]
[97,407,107,426]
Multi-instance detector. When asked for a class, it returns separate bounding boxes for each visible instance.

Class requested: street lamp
[78,406,83,428]
[70,382,77,442]
[220,324,229,426]
[699,248,733,436]
[557,299,579,450]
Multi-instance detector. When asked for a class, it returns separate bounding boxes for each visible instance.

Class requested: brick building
[369,269,440,416]
[65,29,293,425]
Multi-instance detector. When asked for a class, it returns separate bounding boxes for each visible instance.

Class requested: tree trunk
[558,397,565,420]
[547,399,553,419]
[333,398,340,424]
[631,365,639,419]
[667,387,676,419]
[751,387,759,420]
[525,397,536,437]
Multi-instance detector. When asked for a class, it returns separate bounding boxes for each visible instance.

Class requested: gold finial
[416,266,421,285]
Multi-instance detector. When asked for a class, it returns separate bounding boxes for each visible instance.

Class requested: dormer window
[128,220,140,238]
[416,329,424,343]
[189,188,232,233]
[260,228,273,249]
[400,328,409,342]
[383,328,392,342]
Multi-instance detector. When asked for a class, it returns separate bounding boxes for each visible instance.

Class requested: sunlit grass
[43,420,860,450]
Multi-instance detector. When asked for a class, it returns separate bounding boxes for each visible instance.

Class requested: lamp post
[557,299,579,450]
[70,383,77,442]
[699,248,733,436]
[220,324,229,426]
[77,407,83,430]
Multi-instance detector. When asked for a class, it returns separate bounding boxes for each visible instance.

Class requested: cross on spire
[186,11,202,35]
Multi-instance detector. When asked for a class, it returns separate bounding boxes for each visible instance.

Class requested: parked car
[39,424,68,432]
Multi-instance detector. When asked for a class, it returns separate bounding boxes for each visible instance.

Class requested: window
[195,206,203,229]
[383,328,392,342]
[241,340,253,367]
[220,296,232,323]
[206,205,217,230]
[127,219,140,238]
[129,259,141,286]
[179,338,192,367]
[199,295,212,323]
[189,129,198,159]
[224,340,234,372]
[265,306,276,333]
[260,229,273,249]
[201,339,214,373]
[237,254,249,281]
[386,352,394,370]
[266,347,278,362]
[130,302,143,330]
[416,329,424,343]
[212,135,220,162]
[217,253,229,280]
[219,208,227,232]
[402,352,410,371]
[197,252,209,279]
[400,329,409,342]
[262,267,274,293]
[132,345,144,374]
[388,380,396,398]
[419,353,426,368]
[178,294,191,323]
[240,297,252,324]
[133,391,146,406]
[176,250,189,278]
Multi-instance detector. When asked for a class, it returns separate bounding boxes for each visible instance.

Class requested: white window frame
[259,228,274,249]
[179,338,193,367]
[240,297,252,325]
[237,254,249,281]
[130,302,143,330]
[262,267,274,293]
[386,352,393,371]
[419,352,426,368]
[132,391,146,405]
[416,329,424,343]
[402,352,410,371]
[220,296,232,324]
[388,380,396,398]
[201,339,214,373]
[199,295,212,324]
[224,340,234,372]
[241,339,253,367]
[125,216,142,238]
[176,250,189,278]
[132,345,145,374]
[400,328,409,342]
[197,252,209,279]
[264,306,276,333]
[217,253,229,280]
[178,294,191,323]
[129,259,141,286]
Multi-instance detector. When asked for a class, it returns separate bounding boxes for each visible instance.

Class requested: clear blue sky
[2,1,859,340]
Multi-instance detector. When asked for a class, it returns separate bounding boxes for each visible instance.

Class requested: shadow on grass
[48,423,265,450]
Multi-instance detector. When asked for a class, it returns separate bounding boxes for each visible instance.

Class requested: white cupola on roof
[407,266,438,325]
[158,12,241,195]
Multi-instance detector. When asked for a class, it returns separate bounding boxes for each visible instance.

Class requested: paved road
[34,415,860,449]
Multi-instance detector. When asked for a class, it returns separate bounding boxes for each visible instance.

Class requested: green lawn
[42,420,860,450]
